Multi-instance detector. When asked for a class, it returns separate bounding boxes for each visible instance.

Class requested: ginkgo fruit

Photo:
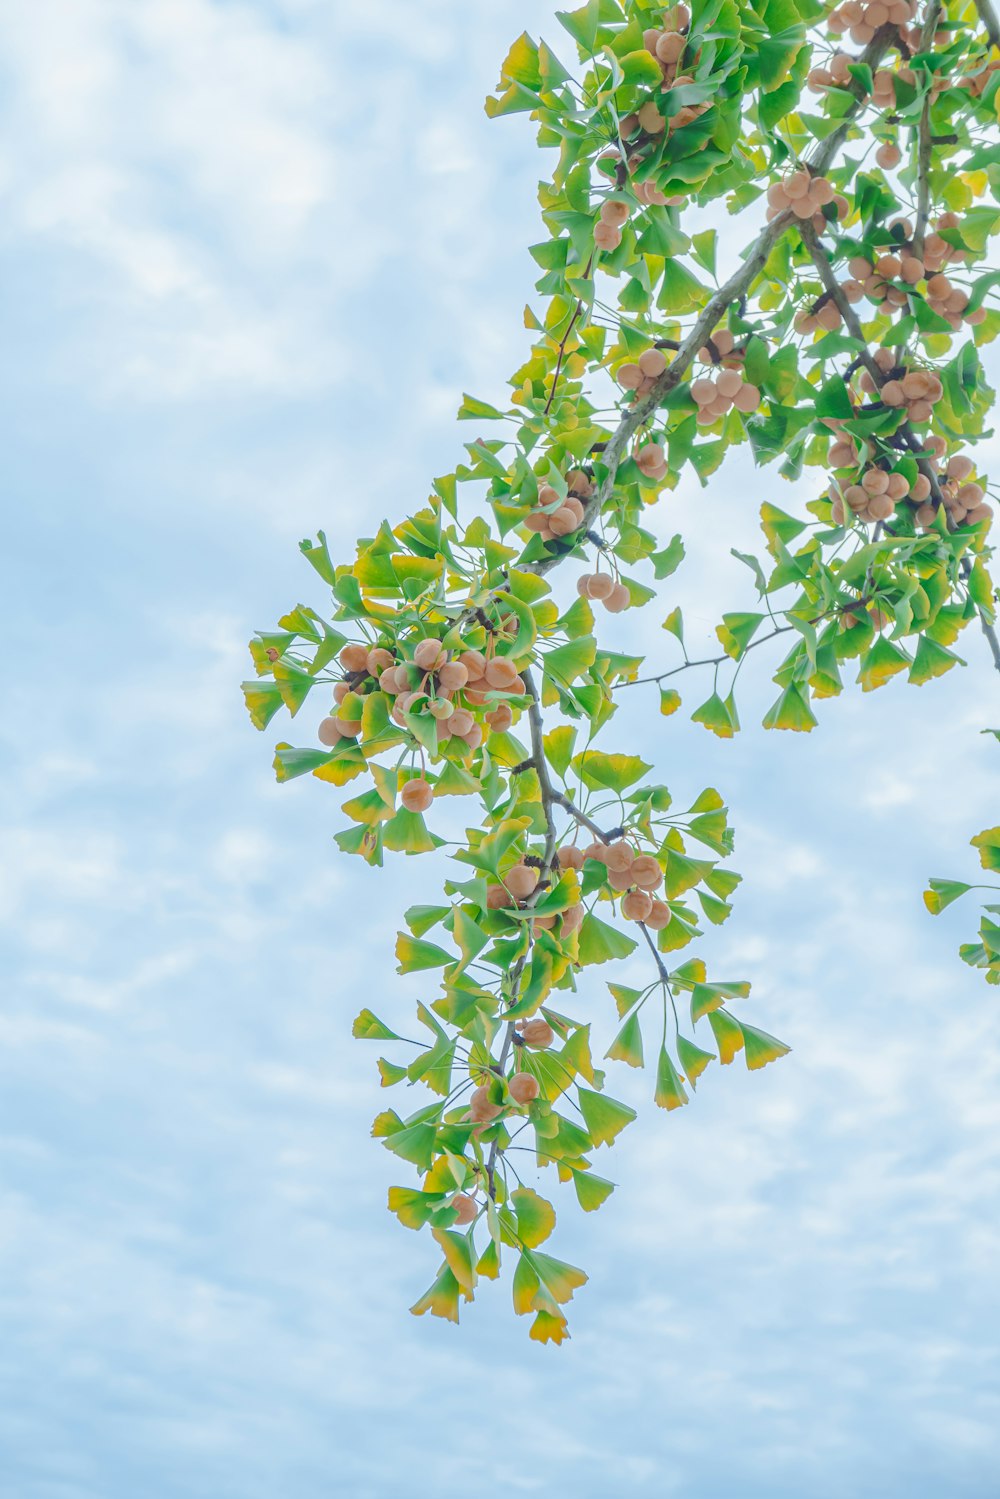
[630,854,663,890]
[452,1193,478,1225]
[622,889,654,921]
[644,900,671,931]
[401,778,434,813]
[519,1017,554,1050]
[469,1085,502,1123]
[557,844,586,871]
[509,1072,540,1104]
[340,643,369,673]
[414,638,446,670]
[505,863,540,899]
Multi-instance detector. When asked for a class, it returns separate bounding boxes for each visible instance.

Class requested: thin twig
[974,0,1000,50]
[485,665,556,1198]
[913,1,944,258]
[799,222,1000,676]
[543,254,595,416]
[550,789,620,843]
[616,624,795,690]
[524,28,897,580]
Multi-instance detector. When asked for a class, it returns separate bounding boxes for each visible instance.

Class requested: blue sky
[2,2,1000,1495]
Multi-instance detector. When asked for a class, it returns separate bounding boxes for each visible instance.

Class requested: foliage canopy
[244,0,1000,1340]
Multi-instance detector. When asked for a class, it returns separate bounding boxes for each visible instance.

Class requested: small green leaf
[654,1046,689,1111]
[353,1009,401,1041]
[972,828,1000,873]
[511,1188,556,1248]
[762,683,818,732]
[741,1023,791,1071]
[923,879,973,916]
[692,691,738,738]
[395,934,452,973]
[577,1087,637,1147]
[676,1033,715,1088]
[708,1008,745,1064]
[605,1010,644,1069]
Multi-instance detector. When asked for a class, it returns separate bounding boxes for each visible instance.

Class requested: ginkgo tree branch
[913,1,944,257]
[974,0,1000,50]
[800,222,1000,678]
[526,28,897,581]
[244,0,1000,1339]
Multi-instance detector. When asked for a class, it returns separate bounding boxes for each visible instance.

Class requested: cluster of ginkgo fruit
[569,838,672,928]
[593,167,676,252]
[765,169,848,231]
[833,218,982,328]
[934,456,991,528]
[576,569,632,613]
[826,0,918,44]
[826,425,992,530]
[807,52,948,113]
[830,463,913,525]
[523,469,593,542]
[959,53,1000,96]
[858,351,943,422]
[486,858,586,939]
[317,638,527,793]
[617,345,668,397]
[465,1018,553,1135]
[593,4,714,254]
[690,367,762,424]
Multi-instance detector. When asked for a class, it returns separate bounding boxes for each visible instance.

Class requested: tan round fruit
[594,221,623,252]
[561,902,584,935]
[604,581,631,613]
[486,883,513,910]
[644,899,670,931]
[630,854,663,890]
[604,840,635,874]
[485,657,518,690]
[447,708,474,737]
[520,1018,555,1050]
[549,504,580,537]
[557,845,586,871]
[505,863,540,899]
[733,382,761,414]
[509,1072,540,1105]
[452,1193,478,1225]
[318,717,343,747]
[638,348,667,378]
[437,661,469,692]
[588,574,614,601]
[601,198,630,227]
[413,638,445,671]
[469,1085,502,1122]
[716,367,743,399]
[458,650,487,679]
[367,647,394,674]
[401,778,434,814]
[622,889,654,922]
[340,643,369,673]
[486,703,513,733]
